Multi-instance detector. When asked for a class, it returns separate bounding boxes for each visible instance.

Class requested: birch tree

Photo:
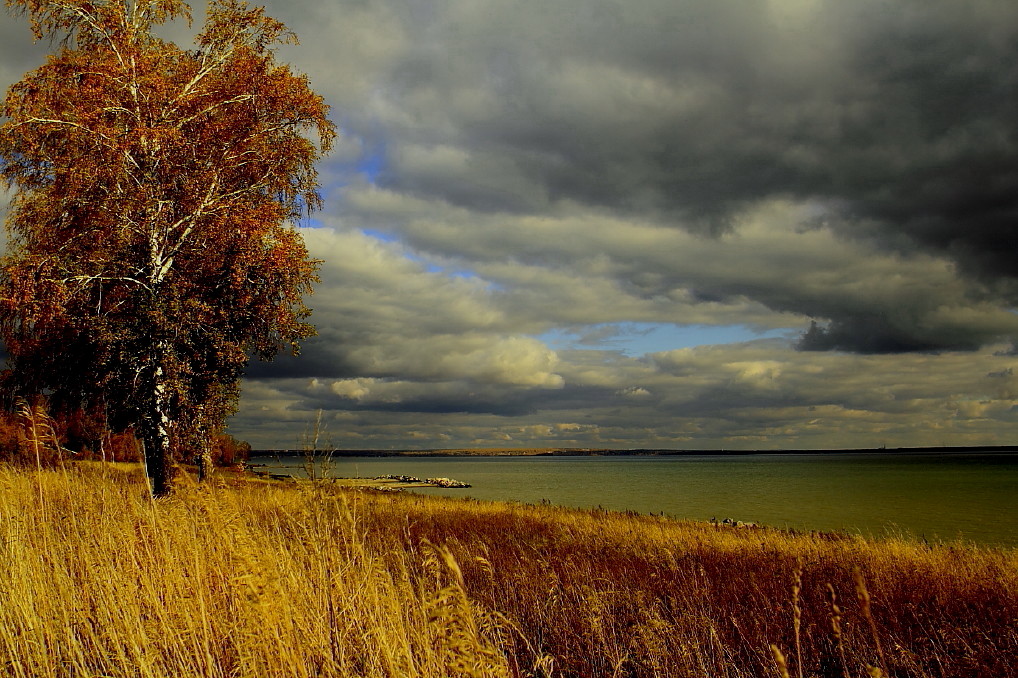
[0,0,334,495]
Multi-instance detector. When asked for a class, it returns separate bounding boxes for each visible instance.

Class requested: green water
[250,452,1018,548]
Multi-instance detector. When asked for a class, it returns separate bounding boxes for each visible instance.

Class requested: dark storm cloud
[336,1,1018,228]
[797,316,980,354]
[829,4,1018,278]
[287,0,1018,353]
[243,337,361,381]
[8,0,1015,357]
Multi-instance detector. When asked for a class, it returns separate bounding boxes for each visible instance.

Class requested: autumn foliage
[0,0,333,493]
[0,400,249,467]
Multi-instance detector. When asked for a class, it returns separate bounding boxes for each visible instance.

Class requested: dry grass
[351,491,1018,678]
[0,464,1014,677]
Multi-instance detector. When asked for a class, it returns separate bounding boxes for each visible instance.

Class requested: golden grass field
[0,462,1014,677]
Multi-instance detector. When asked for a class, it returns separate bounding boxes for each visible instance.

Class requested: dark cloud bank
[302,0,1018,353]
[3,0,1018,448]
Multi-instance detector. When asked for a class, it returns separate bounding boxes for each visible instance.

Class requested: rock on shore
[374,475,471,488]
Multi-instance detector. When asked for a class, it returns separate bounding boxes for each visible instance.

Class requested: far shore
[251,444,1018,458]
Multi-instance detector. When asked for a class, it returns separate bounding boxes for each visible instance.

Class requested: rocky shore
[244,466,470,490]
[375,474,471,488]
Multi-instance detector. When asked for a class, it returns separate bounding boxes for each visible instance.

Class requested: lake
[248,451,1018,548]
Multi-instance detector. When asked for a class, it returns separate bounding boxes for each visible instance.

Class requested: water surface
[250,452,1018,548]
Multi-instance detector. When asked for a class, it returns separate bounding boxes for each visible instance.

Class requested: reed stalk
[0,463,1013,677]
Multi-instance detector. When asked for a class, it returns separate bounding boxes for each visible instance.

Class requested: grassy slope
[0,463,1014,677]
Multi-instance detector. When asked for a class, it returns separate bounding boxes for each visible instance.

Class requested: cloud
[3,0,1018,448]
[13,0,1016,352]
[339,190,1018,351]
[232,336,1018,449]
[243,0,1018,355]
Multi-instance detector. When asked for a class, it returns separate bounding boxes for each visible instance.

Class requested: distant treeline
[255,444,1018,458]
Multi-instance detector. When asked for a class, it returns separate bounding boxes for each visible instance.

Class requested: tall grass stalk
[0,464,1014,677]
[0,465,509,677]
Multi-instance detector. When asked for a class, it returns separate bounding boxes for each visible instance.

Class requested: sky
[2,0,1018,451]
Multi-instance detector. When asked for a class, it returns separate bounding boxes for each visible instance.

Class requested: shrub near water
[0,464,1014,677]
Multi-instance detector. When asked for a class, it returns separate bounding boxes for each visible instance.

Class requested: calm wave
[249,451,1018,548]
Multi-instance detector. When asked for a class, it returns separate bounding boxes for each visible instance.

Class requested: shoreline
[244,467,471,490]
[251,444,1018,458]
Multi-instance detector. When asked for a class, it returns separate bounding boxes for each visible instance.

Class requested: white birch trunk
[142,342,175,496]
